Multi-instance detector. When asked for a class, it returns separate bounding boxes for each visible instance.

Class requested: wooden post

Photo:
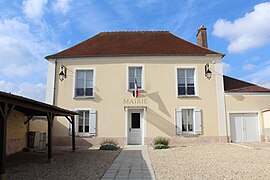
[0,103,14,180]
[47,112,55,161]
[71,116,75,151]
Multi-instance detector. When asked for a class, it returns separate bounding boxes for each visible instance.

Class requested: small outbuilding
[0,91,78,179]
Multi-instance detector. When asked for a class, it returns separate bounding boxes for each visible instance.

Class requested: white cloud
[213,2,270,53]
[16,82,46,101]
[52,0,72,14]
[0,81,46,101]
[0,80,14,92]
[242,64,256,71]
[23,0,48,20]
[222,62,232,74]
[244,64,270,88]
[0,18,59,78]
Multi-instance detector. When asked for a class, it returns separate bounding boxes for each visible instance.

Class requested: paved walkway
[102,146,156,180]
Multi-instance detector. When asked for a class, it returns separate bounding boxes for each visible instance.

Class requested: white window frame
[175,66,198,97]
[126,64,145,91]
[77,110,91,136]
[175,106,202,135]
[181,107,196,134]
[72,108,96,137]
[73,68,95,99]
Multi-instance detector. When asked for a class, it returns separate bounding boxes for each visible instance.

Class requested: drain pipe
[53,58,57,106]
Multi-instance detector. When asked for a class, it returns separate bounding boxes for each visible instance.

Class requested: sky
[1,0,270,101]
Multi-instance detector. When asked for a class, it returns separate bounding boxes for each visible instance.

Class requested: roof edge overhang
[45,53,224,60]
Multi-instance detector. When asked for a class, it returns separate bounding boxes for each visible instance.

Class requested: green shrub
[99,139,119,150]
[154,143,168,149]
[153,137,169,149]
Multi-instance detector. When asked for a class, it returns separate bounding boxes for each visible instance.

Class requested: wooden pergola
[0,91,78,180]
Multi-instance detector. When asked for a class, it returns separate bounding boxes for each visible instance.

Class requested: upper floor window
[75,70,94,97]
[177,69,195,96]
[128,67,142,90]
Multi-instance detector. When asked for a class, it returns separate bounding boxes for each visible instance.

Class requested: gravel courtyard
[148,143,270,180]
[6,147,120,180]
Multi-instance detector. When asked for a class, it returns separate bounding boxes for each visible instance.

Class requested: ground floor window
[78,111,90,133]
[175,108,202,134]
[70,109,96,136]
[182,109,194,132]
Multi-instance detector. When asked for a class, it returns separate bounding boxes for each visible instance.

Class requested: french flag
[133,78,139,98]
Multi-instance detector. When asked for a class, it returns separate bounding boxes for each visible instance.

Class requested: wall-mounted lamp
[205,63,212,80]
[59,65,67,81]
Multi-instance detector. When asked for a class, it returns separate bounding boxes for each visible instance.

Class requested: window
[78,111,89,133]
[175,108,202,134]
[76,110,97,136]
[75,70,94,97]
[128,67,142,90]
[177,69,195,96]
[182,109,193,132]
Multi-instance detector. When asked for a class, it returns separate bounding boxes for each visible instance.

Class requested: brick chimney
[196,25,208,48]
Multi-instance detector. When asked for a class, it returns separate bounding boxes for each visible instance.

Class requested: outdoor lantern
[59,65,67,81]
[205,63,212,80]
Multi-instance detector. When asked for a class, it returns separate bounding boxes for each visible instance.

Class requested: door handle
[129,128,131,132]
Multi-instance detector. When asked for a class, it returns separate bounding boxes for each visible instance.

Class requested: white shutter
[194,109,202,134]
[89,110,97,135]
[175,109,182,134]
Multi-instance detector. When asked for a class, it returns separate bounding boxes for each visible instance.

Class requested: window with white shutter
[76,110,97,136]
[175,108,202,135]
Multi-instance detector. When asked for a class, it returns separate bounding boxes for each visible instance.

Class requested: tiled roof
[223,75,270,93]
[45,31,223,59]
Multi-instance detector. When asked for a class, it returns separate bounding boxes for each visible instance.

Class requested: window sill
[75,134,96,137]
[177,95,199,98]
[177,133,199,137]
[127,89,145,92]
[73,96,94,100]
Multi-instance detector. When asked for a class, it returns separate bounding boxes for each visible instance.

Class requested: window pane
[187,87,195,95]
[76,79,84,88]
[131,113,140,128]
[129,82,134,89]
[129,68,135,76]
[178,87,185,95]
[85,88,93,96]
[86,71,93,81]
[78,111,83,133]
[86,80,93,88]
[187,69,194,78]
[187,77,194,84]
[136,68,142,76]
[85,111,89,132]
[187,110,194,131]
[178,69,185,78]
[77,71,84,80]
[182,110,187,132]
[179,77,185,85]
[75,88,84,96]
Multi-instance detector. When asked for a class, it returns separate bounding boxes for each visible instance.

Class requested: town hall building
[45,26,270,146]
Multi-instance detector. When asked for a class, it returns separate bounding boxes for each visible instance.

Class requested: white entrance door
[128,110,143,145]
[230,113,259,142]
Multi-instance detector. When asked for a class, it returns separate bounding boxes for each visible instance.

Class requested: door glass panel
[131,113,140,128]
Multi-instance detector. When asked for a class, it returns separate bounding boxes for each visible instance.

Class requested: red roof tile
[223,75,270,93]
[45,31,223,59]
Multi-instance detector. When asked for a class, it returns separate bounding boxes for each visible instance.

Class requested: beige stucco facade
[48,56,228,145]
[7,110,27,155]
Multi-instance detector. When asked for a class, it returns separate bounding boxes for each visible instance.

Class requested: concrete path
[102,146,156,180]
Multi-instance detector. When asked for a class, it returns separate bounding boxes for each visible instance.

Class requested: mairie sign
[123,98,148,104]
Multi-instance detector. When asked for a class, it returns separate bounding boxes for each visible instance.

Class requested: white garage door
[230,113,260,143]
